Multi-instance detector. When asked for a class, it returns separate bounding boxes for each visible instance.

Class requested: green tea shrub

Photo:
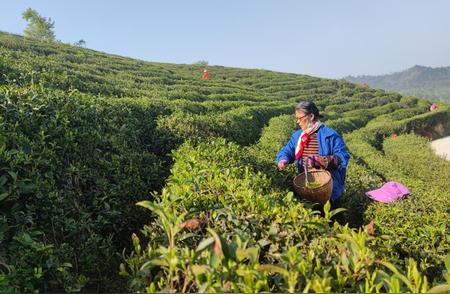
[0,85,171,291]
[122,138,445,293]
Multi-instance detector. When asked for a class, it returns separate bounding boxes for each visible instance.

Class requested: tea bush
[362,134,450,280]
[121,138,449,293]
[0,84,171,291]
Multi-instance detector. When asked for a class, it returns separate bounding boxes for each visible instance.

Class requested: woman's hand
[308,155,340,170]
[308,155,325,169]
[277,159,289,170]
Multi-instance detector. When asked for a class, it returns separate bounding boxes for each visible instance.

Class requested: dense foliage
[0,31,449,292]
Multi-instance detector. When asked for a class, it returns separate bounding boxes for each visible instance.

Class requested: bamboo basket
[293,169,333,206]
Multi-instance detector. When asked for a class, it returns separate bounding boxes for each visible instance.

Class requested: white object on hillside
[431,136,450,161]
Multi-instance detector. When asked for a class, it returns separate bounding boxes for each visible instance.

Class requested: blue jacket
[276,125,350,201]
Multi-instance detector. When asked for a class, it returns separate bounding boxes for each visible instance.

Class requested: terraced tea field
[1,31,449,292]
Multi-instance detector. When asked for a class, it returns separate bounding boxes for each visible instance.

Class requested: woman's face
[295,111,313,130]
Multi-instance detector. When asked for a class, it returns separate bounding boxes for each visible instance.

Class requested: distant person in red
[430,102,438,111]
[202,69,209,79]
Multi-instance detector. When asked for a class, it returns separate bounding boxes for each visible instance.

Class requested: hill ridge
[345,64,450,103]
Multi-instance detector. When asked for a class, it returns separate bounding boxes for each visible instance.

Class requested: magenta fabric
[365,181,411,203]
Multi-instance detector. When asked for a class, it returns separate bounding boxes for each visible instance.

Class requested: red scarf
[294,121,321,161]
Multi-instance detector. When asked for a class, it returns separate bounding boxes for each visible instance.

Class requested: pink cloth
[365,181,410,203]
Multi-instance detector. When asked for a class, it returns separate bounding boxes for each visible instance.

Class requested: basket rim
[293,169,332,190]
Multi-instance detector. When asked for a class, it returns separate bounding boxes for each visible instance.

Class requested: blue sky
[1,0,450,79]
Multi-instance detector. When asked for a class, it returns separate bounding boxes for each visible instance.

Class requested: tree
[74,39,86,47]
[22,8,56,42]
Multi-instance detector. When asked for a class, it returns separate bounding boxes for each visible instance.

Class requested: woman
[276,101,350,203]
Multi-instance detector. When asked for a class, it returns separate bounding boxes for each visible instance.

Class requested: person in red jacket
[202,69,209,79]
[430,102,438,111]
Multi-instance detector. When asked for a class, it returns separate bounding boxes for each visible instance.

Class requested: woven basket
[293,169,333,206]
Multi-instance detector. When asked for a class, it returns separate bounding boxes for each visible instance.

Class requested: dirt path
[431,136,450,160]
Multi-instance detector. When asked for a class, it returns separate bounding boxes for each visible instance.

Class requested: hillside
[1,31,450,292]
[346,65,450,103]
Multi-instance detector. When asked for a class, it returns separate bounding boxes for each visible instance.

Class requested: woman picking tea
[276,101,350,203]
